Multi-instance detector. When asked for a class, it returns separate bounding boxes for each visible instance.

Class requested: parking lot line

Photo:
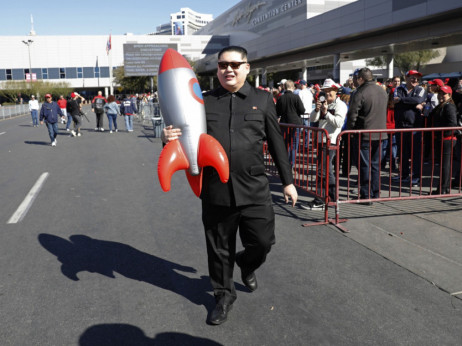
[7,172,49,224]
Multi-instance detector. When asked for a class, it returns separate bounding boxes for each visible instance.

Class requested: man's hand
[161,125,182,144]
[283,184,298,207]
[40,121,43,125]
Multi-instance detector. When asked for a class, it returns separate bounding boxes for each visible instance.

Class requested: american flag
[106,34,111,55]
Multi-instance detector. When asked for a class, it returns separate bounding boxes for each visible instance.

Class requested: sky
[1,0,242,36]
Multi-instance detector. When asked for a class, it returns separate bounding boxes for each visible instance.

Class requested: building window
[6,69,12,80]
[60,68,65,79]
[24,68,30,80]
[42,68,48,80]
[77,67,83,78]
[94,66,100,78]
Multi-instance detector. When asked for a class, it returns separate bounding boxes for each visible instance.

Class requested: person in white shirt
[297,80,314,148]
[301,79,347,210]
[28,95,40,127]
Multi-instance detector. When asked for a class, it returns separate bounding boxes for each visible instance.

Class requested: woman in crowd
[104,95,121,133]
[430,85,458,194]
[382,89,397,170]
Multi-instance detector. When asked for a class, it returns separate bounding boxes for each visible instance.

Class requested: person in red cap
[39,94,63,146]
[67,92,83,137]
[429,85,459,194]
[91,91,107,132]
[392,70,425,186]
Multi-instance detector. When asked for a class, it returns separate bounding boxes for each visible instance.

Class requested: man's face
[325,89,337,103]
[46,96,52,103]
[406,75,420,88]
[217,51,249,92]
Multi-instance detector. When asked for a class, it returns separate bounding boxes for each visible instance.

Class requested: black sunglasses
[217,61,247,70]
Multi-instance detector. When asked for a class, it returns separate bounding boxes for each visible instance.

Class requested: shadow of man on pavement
[38,234,213,307]
[79,323,223,346]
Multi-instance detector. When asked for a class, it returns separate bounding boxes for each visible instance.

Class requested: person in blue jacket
[392,70,425,186]
[40,93,63,146]
[120,95,137,132]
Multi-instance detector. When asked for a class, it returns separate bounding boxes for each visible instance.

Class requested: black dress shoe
[242,271,258,292]
[209,302,233,325]
[235,251,258,292]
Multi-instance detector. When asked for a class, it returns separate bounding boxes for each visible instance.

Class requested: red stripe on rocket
[157,48,229,197]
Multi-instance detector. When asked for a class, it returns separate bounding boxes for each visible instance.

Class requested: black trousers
[95,111,104,128]
[202,201,275,304]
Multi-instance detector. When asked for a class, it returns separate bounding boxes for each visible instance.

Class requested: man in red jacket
[91,91,107,131]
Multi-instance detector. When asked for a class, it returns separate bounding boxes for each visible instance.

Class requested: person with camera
[301,79,347,210]
[67,92,83,137]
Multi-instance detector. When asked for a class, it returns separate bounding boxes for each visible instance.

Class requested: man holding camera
[301,79,347,210]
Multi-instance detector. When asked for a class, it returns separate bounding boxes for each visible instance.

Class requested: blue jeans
[302,118,310,148]
[107,113,118,131]
[359,140,381,199]
[381,134,397,168]
[285,127,300,166]
[124,115,133,131]
[31,110,39,126]
[66,115,73,130]
[45,122,59,142]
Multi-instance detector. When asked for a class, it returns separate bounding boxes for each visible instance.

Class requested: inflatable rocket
[157,48,229,197]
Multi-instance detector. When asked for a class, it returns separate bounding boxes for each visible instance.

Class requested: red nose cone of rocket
[158,48,192,74]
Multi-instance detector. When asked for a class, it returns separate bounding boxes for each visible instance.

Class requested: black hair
[358,67,373,81]
[217,46,248,61]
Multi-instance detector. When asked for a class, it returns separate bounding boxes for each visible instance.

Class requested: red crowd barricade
[264,125,462,230]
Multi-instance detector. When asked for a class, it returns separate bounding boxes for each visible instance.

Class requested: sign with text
[123,43,178,76]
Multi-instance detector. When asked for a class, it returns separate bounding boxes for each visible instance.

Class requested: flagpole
[108,31,113,95]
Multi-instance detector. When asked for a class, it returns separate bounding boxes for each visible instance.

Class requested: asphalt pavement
[1,108,461,345]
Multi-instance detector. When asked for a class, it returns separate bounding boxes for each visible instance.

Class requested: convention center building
[1,0,461,96]
[194,0,462,87]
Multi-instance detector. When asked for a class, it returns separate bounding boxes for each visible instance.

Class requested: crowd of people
[29,91,142,146]
[266,69,462,208]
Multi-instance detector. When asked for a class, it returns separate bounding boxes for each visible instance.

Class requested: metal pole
[22,39,33,86]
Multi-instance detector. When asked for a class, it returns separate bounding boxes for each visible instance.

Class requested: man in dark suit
[162,46,297,325]
[347,67,388,202]
[276,80,306,167]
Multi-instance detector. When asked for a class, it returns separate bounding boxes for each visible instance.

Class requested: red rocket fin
[197,133,229,184]
[158,140,190,192]
[186,171,203,197]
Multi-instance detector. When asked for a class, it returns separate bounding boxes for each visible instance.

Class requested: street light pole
[22,39,33,84]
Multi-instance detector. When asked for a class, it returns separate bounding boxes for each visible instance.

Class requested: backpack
[95,97,105,110]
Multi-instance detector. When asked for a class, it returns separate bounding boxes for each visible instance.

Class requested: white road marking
[0,132,5,135]
[7,172,49,224]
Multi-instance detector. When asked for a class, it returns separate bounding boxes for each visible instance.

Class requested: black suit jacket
[201,82,293,207]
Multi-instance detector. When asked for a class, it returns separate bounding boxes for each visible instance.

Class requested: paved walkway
[1,110,461,345]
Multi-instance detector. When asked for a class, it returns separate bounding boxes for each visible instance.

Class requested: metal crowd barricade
[136,101,164,137]
[151,102,164,138]
[264,125,462,232]
[0,104,31,120]
[265,124,332,225]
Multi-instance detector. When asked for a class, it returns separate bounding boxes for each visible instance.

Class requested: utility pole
[22,39,34,85]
